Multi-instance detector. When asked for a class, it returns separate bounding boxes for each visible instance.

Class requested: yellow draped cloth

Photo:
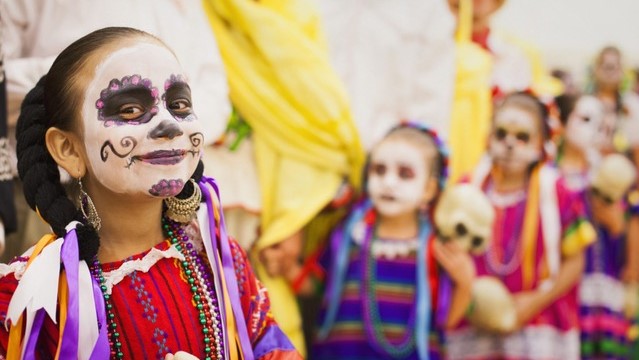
[448,0,493,182]
[203,0,365,354]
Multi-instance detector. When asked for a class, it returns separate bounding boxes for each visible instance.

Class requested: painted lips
[136,149,186,165]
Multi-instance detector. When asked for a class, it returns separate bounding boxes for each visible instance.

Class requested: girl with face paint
[556,93,639,358]
[269,123,475,359]
[446,92,596,360]
[0,27,300,359]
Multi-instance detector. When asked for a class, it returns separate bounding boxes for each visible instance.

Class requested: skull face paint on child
[82,43,203,197]
[367,140,430,218]
[565,96,605,151]
[489,106,542,176]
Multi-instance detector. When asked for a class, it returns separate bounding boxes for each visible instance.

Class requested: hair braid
[16,75,99,260]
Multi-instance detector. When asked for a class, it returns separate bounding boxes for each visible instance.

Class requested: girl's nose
[148,119,183,140]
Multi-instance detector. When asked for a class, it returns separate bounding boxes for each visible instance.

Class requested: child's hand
[433,240,476,288]
[259,231,303,278]
[512,290,544,330]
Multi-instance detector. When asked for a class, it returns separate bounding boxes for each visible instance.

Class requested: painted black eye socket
[370,163,386,176]
[495,128,508,141]
[472,236,484,248]
[515,132,530,143]
[118,104,146,121]
[99,87,156,123]
[164,82,194,119]
[168,99,193,115]
[398,166,415,180]
[455,223,468,237]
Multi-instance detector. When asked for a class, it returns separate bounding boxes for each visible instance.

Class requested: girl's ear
[422,176,439,205]
[45,127,87,179]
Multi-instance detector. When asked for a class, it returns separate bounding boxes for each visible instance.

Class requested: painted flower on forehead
[95,74,159,127]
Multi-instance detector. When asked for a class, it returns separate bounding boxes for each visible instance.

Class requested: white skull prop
[469,276,517,333]
[434,183,495,254]
[591,153,637,203]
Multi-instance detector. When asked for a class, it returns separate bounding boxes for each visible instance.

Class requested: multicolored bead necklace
[484,200,526,277]
[90,217,225,359]
[360,223,417,358]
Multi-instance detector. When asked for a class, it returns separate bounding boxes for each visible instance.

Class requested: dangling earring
[164,179,202,223]
[78,177,102,231]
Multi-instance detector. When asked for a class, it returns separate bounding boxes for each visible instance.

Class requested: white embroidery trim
[102,221,204,294]
[446,326,580,360]
[351,220,418,259]
[102,245,184,295]
[579,273,625,311]
[0,261,27,280]
[0,247,35,280]
[1,222,205,293]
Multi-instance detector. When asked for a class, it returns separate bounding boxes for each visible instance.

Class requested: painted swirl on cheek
[188,132,204,157]
[149,178,184,197]
[100,136,138,162]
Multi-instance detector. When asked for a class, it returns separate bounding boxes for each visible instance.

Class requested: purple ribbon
[436,271,453,329]
[23,309,46,358]
[200,177,254,359]
[89,272,110,359]
[59,228,80,358]
[22,226,110,359]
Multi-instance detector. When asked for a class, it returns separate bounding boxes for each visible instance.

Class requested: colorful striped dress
[312,228,445,360]
[565,170,637,359]
[446,174,595,360]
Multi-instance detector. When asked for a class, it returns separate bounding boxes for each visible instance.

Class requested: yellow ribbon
[521,166,541,290]
[7,233,58,356]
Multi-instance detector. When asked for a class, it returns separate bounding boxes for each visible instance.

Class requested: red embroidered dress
[0,235,299,359]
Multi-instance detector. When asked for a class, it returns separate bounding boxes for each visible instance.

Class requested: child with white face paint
[446,92,596,360]
[555,93,638,359]
[0,27,300,359]
[274,123,475,359]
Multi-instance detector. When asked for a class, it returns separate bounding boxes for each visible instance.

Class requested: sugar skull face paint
[489,106,542,176]
[367,139,430,218]
[565,96,605,151]
[82,43,203,197]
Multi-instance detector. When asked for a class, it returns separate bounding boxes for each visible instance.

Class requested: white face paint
[82,43,203,197]
[367,139,430,218]
[565,96,605,151]
[489,106,542,176]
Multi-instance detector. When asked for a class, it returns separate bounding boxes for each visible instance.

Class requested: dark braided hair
[15,27,203,261]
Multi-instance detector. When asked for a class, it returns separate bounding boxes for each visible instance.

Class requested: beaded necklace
[361,223,417,358]
[89,217,225,359]
[484,188,527,277]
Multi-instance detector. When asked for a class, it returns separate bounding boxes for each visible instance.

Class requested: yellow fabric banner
[203,0,364,353]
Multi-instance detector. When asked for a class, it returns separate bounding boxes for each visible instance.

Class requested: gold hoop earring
[164,179,202,223]
[78,178,102,231]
